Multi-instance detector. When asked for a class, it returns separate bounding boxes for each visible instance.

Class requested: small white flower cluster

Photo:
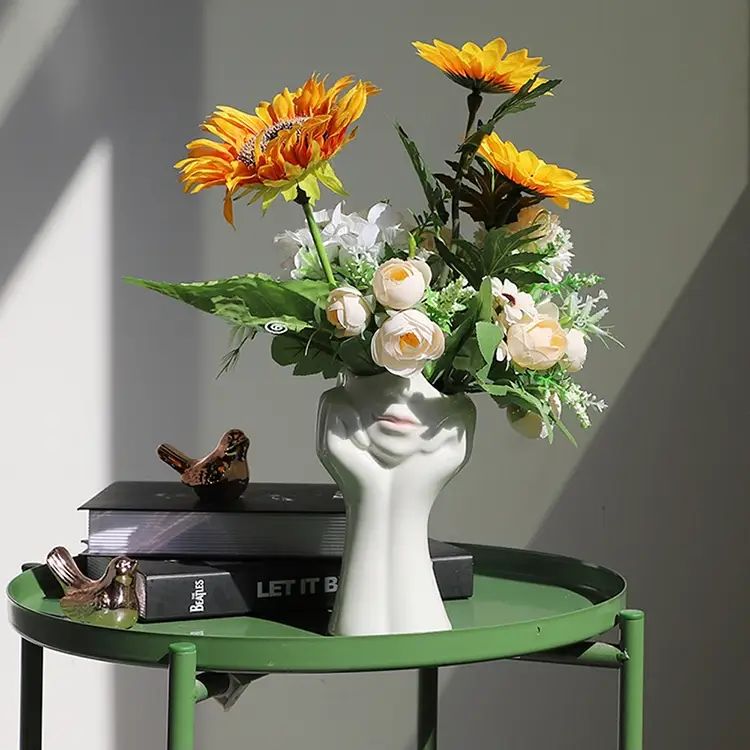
[561,382,607,429]
[422,276,474,330]
[540,224,574,284]
[275,201,411,280]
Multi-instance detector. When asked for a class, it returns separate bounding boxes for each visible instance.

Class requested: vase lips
[376,406,421,431]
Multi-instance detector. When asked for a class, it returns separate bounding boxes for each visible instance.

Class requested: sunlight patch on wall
[0,137,112,750]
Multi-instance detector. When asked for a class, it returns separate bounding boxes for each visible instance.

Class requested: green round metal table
[7,543,644,750]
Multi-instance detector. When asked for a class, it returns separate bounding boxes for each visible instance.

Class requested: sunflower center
[237,116,310,168]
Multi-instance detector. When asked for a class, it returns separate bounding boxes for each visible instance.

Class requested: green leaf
[494,251,546,271]
[125,274,328,332]
[480,382,510,397]
[434,235,482,288]
[315,161,347,196]
[270,333,304,366]
[428,294,480,384]
[480,380,546,415]
[394,122,449,224]
[552,415,578,447]
[453,334,485,375]
[336,333,383,376]
[475,321,503,364]
[279,279,332,306]
[458,77,563,158]
[503,269,549,287]
[477,276,494,321]
[479,226,544,278]
[453,238,482,266]
[270,332,339,378]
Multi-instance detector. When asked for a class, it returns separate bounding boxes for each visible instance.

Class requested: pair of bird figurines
[157,428,251,503]
[45,429,251,630]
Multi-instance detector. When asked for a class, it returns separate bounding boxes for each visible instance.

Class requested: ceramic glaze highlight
[316,370,476,636]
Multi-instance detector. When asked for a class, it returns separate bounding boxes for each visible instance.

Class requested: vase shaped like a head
[316,370,476,636]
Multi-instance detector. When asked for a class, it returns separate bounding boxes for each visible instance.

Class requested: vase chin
[316,369,476,636]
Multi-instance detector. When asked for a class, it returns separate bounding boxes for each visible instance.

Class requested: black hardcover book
[84,540,474,622]
[81,481,346,558]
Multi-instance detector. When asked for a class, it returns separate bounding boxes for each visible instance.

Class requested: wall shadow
[105,4,204,749]
[417,11,750,750]
[437,182,750,749]
[0,0,102,289]
[0,2,203,749]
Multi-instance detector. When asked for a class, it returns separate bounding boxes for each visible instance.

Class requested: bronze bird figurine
[156,428,250,503]
[45,546,140,629]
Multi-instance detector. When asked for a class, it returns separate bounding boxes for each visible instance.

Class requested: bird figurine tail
[46,546,89,589]
[156,443,193,474]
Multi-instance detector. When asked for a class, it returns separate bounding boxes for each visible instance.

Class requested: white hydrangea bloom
[275,201,412,280]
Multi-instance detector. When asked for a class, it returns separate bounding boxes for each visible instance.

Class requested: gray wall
[0,1,748,748]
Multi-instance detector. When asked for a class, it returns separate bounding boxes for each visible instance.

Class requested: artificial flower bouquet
[127,36,619,442]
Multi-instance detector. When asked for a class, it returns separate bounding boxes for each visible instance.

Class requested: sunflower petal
[478,132,594,206]
[174,73,375,221]
[413,36,547,94]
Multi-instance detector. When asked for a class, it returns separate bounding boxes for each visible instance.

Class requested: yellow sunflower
[175,75,380,225]
[412,37,548,94]
[477,132,594,208]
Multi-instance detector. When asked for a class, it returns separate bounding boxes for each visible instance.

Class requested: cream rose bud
[507,406,548,439]
[506,205,555,243]
[372,258,432,310]
[506,315,568,371]
[507,394,561,440]
[563,328,588,372]
[325,286,372,337]
[371,309,445,377]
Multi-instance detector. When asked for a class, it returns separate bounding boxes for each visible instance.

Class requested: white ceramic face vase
[316,370,476,636]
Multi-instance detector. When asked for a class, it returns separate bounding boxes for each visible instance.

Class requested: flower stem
[295,188,336,287]
[464,90,483,139]
[451,91,484,244]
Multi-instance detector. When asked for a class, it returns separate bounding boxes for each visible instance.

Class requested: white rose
[491,277,538,325]
[506,314,568,371]
[372,258,432,310]
[563,328,588,372]
[326,286,372,338]
[371,309,445,377]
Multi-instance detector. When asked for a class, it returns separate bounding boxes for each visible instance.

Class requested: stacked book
[78,481,474,623]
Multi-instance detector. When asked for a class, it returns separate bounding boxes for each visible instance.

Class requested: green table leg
[417,667,438,750]
[167,642,197,750]
[618,609,645,750]
[19,638,43,750]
